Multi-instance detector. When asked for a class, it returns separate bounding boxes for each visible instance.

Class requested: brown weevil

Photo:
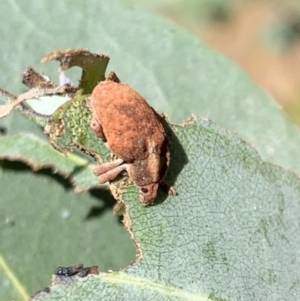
[89,80,174,204]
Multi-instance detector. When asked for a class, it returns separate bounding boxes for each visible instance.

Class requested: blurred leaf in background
[130,0,300,126]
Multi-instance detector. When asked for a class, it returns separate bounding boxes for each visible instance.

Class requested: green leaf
[0,133,100,192]
[1,1,300,301]
[45,93,110,161]
[31,118,300,300]
[0,162,135,301]
[0,91,102,192]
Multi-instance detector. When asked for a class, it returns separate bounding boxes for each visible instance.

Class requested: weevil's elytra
[89,80,172,204]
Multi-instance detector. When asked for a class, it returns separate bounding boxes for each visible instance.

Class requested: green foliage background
[0,0,300,300]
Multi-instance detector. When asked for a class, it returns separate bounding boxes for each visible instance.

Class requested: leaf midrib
[99,271,211,301]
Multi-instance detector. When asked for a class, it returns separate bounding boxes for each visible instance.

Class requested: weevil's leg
[160,181,176,196]
[167,186,177,196]
[96,163,128,184]
[90,116,106,139]
[94,158,124,176]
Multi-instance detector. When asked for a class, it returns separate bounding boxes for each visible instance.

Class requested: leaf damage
[41,48,110,94]
[0,49,113,192]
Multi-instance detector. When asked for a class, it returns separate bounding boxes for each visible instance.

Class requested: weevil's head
[139,183,159,204]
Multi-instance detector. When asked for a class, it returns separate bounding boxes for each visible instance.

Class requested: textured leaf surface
[45,93,110,162]
[31,118,300,301]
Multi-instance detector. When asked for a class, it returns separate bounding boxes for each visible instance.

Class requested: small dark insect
[55,264,98,278]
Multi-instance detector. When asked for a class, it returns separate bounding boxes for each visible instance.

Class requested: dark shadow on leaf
[1,159,123,222]
[67,163,91,181]
[1,160,73,190]
[0,127,6,135]
[87,188,122,223]
[154,118,189,205]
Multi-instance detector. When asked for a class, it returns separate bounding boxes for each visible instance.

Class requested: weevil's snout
[139,183,159,204]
